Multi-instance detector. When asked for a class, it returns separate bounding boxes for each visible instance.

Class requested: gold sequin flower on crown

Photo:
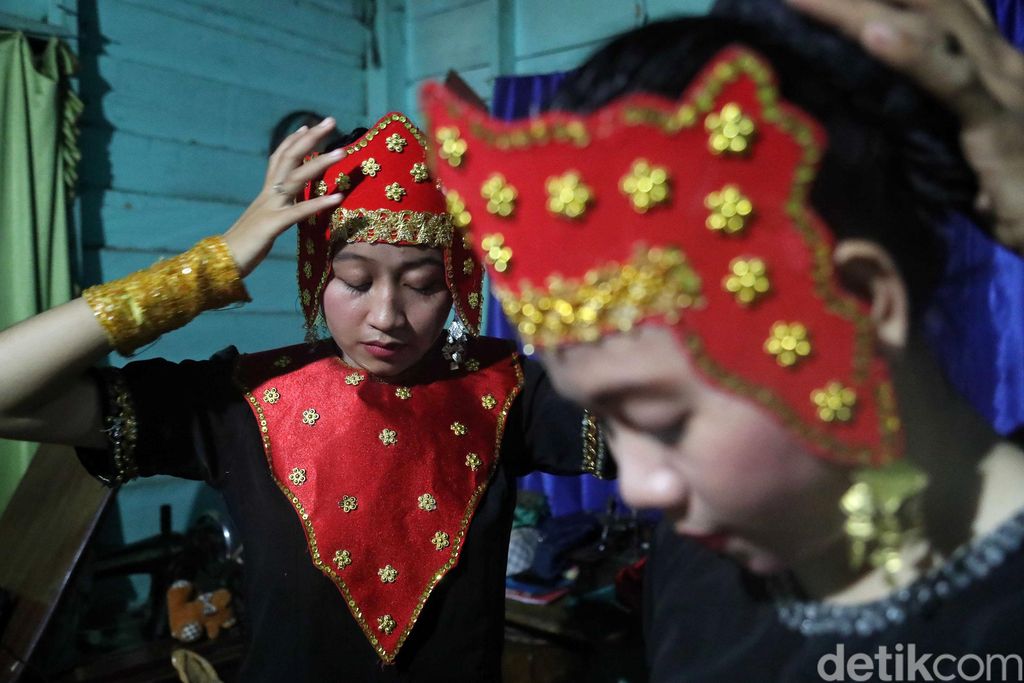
[338,495,358,512]
[262,388,280,404]
[705,185,754,235]
[417,493,437,511]
[384,182,406,202]
[436,127,468,167]
[723,257,770,305]
[302,408,320,426]
[288,468,307,486]
[481,234,512,273]
[764,322,811,368]
[361,157,381,177]
[445,190,472,229]
[450,422,467,436]
[431,531,450,551]
[481,174,517,217]
[811,382,857,423]
[385,133,407,152]
[546,171,592,219]
[410,162,429,183]
[334,549,352,569]
[465,453,482,471]
[335,172,351,192]
[379,428,398,446]
[377,614,397,635]
[481,394,497,410]
[378,564,398,583]
[620,160,670,213]
[705,102,756,155]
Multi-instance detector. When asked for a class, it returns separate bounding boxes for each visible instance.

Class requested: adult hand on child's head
[787,0,1024,255]
[224,118,345,277]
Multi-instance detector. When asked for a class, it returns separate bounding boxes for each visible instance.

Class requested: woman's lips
[361,341,405,360]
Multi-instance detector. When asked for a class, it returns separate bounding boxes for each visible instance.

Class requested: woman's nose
[369,285,406,331]
[611,435,690,512]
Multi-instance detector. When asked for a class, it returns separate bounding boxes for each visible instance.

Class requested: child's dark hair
[548,1,978,317]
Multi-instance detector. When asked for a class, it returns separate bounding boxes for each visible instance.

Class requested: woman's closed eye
[404,279,444,295]
[341,279,371,293]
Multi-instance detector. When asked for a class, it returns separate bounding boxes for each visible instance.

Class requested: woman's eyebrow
[398,256,444,271]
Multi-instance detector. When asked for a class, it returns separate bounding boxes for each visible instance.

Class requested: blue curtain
[489,73,623,516]
[923,5,1024,436]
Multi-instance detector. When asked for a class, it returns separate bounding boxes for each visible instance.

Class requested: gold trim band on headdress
[83,236,249,356]
[495,246,704,351]
[329,207,454,248]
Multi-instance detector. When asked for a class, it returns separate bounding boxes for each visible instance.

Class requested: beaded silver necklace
[770,507,1024,638]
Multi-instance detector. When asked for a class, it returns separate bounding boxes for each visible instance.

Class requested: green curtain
[0,31,81,515]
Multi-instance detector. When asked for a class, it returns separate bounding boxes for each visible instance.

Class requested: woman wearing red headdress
[0,113,610,681]
[422,0,1024,680]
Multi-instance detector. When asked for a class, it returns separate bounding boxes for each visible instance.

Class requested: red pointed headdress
[421,47,903,467]
[300,112,485,338]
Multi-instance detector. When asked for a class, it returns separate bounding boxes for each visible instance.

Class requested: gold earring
[840,459,928,585]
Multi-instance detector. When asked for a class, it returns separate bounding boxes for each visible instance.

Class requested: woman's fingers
[265,117,337,187]
[280,192,343,228]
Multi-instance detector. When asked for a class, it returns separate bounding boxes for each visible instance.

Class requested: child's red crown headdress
[421,47,903,467]
[300,112,484,337]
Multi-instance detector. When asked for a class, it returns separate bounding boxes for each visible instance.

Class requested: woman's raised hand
[224,117,346,277]
[787,0,1024,254]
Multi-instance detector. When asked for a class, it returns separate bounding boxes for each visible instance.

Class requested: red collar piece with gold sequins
[235,339,522,663]
[299,112,485,338]
[421,47,903,468]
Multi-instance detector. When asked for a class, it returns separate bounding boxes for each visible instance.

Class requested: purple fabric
[488,72,623,516]
[922,5,1024,436]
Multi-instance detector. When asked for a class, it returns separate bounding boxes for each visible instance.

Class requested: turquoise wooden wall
[3,0,712,604]
[70,0,368,599]
[367,0,714,121]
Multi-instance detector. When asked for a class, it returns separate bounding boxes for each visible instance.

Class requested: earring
[442,317,468,370]
[840,459,928,585]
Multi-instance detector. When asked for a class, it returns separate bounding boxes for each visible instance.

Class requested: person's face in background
[323,242,452,380]
[544,325,850,574]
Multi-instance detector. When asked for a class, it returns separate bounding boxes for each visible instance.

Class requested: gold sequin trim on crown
[330,208,453,247]
[496,246,703,348]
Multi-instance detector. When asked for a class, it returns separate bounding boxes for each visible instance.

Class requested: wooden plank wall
[71,0,368,591]
[368,0,713,122]
[78,0,368,362]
